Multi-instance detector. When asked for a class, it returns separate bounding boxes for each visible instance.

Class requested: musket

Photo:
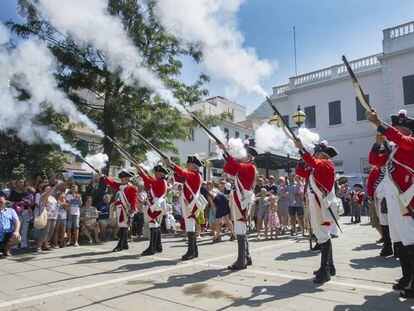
[105,135,141,167]
[341,55,372,112]
[78,156,106,177]
[185,108,226,145]
[132,129,168,160]
[265,97,298,141]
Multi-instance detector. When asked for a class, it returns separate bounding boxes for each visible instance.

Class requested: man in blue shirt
[0,192,21,256]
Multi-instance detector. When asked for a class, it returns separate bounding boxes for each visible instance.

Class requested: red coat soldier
[164,154,205,261]
[219,141,257,270]
[102,169,137,252]
[136,163,169,256]
[350,184,364,223]
[295,139,339,284]
[366,108,414,298]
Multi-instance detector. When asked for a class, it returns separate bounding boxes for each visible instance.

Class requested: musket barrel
[106,136,141,166]
[131,129,168,159]
[265,97,298,141]
[185,108,225,146]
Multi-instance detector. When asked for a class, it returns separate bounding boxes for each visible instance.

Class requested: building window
[189,128,195,141]
[403,75,414,105]
[224,128,229,140]
[360,158,371,174]
[333,160,344,174]
[356,95,368,121]
[304,106,316,128]
[282,115,289,126]
[235,131,240,138]
[329,100,341,125]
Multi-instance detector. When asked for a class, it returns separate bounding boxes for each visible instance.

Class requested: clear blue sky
[2,0,414,113]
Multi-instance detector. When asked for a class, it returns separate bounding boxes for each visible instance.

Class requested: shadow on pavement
[349,256,399,270]
[353,243,382,251]
[333,291,411,311]
[275,249,318,261]
[216,278,323,310]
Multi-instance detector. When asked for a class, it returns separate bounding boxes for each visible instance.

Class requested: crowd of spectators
[0,169,349,257]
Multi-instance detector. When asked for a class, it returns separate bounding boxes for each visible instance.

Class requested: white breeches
[383,177,414,245]
[165,214,176,231]
[308,194,331,244]
[148,222,160,229]
[329,223,339,236]
[116,206,128,228]
[184,217,196,232]
[234,220,246,235]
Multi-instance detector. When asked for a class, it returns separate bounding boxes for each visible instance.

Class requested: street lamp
[292,105,306,128]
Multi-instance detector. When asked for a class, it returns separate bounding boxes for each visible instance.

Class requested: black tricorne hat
[118,169,135,178]
[154,163,169,175]
[244,140,258,157]
[314,140,338,158]
[391,109,414,131]
[187,154,204,167]
[353,183,363,189]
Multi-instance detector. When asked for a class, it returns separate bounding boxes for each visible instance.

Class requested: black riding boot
[400,245,414,298]
[194,234,199,258]
[156,228,163,253]
[182,232,196,261]
[393,242,411,290]
[380,225,393,257]
[312,242,321,252]
[122,228,129,250]
[142,228,156,256]
[228,235,247,270]
[113,228,125,252]
[314,239,336,276]
[313,240,331,284]
[245,236,252,266]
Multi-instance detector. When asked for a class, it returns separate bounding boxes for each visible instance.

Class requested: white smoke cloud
[154,0,276,96]
[37,0,177,106]
[142,151,161,172]
[210,126,228,158]
[0,24,98,154]
[255,123,320,155]
[228,138,247,160]
[81,153,109,172]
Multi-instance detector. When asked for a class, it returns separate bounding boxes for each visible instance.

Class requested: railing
[293,68,332,86]
[273,54,382,97]
[389,22,414,39]
[337,55,380,75]
[275,84,289,95]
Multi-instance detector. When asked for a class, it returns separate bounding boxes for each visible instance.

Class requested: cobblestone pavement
[0,216,413,311]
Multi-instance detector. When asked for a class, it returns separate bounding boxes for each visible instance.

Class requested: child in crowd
[267,195,280,239]
[52,191,68,248]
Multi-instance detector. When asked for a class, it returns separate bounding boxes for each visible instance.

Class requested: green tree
[8,0,210,174]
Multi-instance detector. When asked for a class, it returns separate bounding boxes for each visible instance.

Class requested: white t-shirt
[66,193,81,216]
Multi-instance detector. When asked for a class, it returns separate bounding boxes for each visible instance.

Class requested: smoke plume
[228,138,247,159]
[142,151,161,172]
[0,23,99,154]
[210,126,228,158]
[255,123,320,155]
[154,0,276,96]
[37,0,177,106]
[81,153,109,172]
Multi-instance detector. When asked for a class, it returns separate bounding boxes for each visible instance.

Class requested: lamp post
[292,105,306,128]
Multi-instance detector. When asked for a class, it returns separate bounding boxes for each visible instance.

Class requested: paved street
[0,217,412,311]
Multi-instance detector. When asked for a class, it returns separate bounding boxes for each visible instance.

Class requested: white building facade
[250,21,414,175]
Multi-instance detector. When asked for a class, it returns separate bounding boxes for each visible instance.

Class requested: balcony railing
[273,54,381,97]
[337,55,380,76]
[389,22,414,39]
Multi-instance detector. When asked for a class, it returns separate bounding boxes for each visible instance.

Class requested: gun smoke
[154,0,276,97]
[0,23,99,155]
[81,153,109,172]
[37,0,177,107]
[255,123,320,155]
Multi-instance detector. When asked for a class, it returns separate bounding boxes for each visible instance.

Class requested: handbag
[34,207,48,229]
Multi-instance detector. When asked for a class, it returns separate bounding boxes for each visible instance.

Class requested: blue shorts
[66,215,80,230]
[56,219,67,225]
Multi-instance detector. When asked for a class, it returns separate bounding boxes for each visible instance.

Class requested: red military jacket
[298,150,335,195]
[366,166,380,198]
[103,177,138,211]
[139,171,167,201]
[350,191,364,205]
[369,125,414,212]
[173,165,202,205]
[139,171,167,222]
[223,155,256,191]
